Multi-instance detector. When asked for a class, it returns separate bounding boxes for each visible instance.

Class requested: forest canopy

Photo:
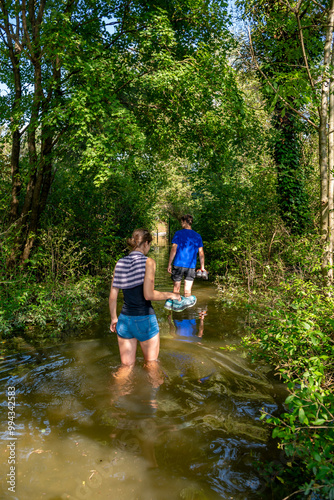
[1,1,334,497]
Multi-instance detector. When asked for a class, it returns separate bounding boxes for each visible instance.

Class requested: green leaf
[272,427,280,439]
[298,407,305,424]
[313,419,326,425]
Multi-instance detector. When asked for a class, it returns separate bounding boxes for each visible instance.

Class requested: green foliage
[236,0,325,234]
[0,0,233,264]
[242,278,334,498]
[0,274,103,340]
[0,224,107,341]
[0,6,330,498]
[148,59,286,277]
[238,0,327,112]
[40,146,159,274]
[272,109,312,234]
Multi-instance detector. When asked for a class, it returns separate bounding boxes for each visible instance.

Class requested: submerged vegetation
[1,0,334,498]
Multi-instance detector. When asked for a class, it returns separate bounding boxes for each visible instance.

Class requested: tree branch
[294,7,319,113]
[309,0,326,11]
[103,0,132,49]
[21,0,34,59]
[15,0,19,38]
[282,489,307,500]
[19,122,30,136]
[295,0,304,11]
[36,0,46,27]
[247,27,318,129]
[0,29,9,48]
[283,485,327,500]
[276,0,322,100]
[278,0,293,10]
[0,0,14,51]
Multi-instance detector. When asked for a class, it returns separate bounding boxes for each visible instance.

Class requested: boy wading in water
[166,214,206,311]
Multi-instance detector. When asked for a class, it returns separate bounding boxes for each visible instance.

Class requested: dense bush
[0,273,103,341]
[239,279,334,499]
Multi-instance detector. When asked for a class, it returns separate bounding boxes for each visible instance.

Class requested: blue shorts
[116,313,159,342]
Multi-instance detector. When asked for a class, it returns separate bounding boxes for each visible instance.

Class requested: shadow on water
[0,247,288,499]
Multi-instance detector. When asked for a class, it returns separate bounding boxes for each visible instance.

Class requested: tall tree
[0,0,229,267]
[237,0,324,234]
[238,0,334,280]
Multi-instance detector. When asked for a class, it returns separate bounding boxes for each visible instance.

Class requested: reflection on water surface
[0,248,287,499]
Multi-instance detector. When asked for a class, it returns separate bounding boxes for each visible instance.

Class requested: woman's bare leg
[140,334,160,362]
[111,364,134,398]
[111,337,137,399]
[117,336,137,366]
[140,334,164,388]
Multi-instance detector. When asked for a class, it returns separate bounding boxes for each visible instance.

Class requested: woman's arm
[144,258,181,301]
[109,272,120,332]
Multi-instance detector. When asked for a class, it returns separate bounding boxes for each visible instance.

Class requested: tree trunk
[0,1,22,225]
[319,0,334,280]
[3,5,23,267]
[21,131,53,263]
[328,43,334,282]
[9,129,22,225]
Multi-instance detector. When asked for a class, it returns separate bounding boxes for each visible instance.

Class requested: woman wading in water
[109,228,181,385]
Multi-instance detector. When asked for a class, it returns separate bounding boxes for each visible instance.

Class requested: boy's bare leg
[173,281,181,294]
[184,280,193,297]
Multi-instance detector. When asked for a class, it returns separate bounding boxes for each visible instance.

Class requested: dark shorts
[171,266,196,282]
[116,313,159,341]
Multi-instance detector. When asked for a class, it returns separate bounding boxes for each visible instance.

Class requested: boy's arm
[167,243,178,273]
[199,247,205,271]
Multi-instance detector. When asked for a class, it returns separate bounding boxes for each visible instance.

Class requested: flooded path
[0,247,287,499]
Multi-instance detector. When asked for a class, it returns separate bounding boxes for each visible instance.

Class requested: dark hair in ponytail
[127,228,153,251]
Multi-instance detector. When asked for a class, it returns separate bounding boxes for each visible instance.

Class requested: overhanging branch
[247,26,318,129]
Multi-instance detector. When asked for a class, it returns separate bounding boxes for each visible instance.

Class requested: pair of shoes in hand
[164,295,197,312]
[196,269,209,280]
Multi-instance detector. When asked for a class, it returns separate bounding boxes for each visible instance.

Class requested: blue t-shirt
[172,229,203,269]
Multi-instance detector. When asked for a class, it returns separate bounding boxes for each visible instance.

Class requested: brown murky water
[0,247,287,499]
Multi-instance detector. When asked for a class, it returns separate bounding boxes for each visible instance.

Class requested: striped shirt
[112,251,147,289]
